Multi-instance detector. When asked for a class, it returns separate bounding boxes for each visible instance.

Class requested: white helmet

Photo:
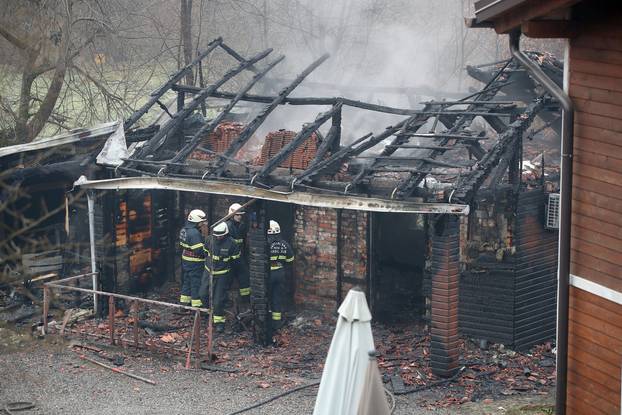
[229,203,245,215]
[213,222,228,236]
[268,220,280,235]
[188,209,206,223]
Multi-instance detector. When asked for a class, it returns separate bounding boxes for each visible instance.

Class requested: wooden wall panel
[567,287,621,414]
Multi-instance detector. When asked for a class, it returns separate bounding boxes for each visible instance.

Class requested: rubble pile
[59,304,555,407]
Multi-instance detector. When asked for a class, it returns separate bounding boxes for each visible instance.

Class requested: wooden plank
[569,326,622,367]
[569,297,622,338]
[571,253,622,289]
[573,189,622,225]
[570,71,622,94]
[574,111,622,133]
[572,213,622,244]
[571,45,622,66]
[571,197,622,227]
[574,123,622,146]
[574,97,622,120]
[573,222,622,254]
[573,174,622,203]
[573,160,622,189]
[568,356,620,394]
[570,84,622,107]
[489,0,580,34]
[569,318,622,355]
[571,58,622,80]
[567,373,620,412]
[522,20,578,38]
[571,284,622,316]
[568,345,620,396]
[574,135,622,161]
[566,385,609,415]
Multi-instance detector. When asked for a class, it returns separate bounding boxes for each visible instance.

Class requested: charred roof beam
[164,55,285,175]
[124,37,223,130]
[126,48,274,168]
[171,86,423,116]
[452,96,549,203]
[211,53,330,177]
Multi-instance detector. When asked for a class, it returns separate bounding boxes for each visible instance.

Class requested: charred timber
[128,48,273,165]
[124,37,222,130]
[171,86,424,116]
[452,97,549,203]
[393,60,514,198]
[310,106,342,166]
[213,54,330,176]
[255,104,342,179]
[166,55,285,173]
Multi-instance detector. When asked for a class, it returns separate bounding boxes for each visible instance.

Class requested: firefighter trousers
[181,262,203,306]
[200,271,229,324]
[269,267,285,321]
[230,259,251,297]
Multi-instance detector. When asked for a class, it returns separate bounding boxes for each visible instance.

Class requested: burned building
[2,38,562,377]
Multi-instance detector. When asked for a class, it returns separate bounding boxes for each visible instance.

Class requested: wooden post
[108,296,116,345]
[43,286,49,334]
[193,310,201,368]
[132,300,139,349]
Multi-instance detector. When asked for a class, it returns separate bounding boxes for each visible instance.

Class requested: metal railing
[43,272,211,368]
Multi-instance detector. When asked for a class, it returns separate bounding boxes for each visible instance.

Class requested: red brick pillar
[430,215,460,377]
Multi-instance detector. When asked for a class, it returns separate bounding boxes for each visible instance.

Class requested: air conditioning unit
[546,193,560,229]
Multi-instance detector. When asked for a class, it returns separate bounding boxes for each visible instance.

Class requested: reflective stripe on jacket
[204,235,240,275]
[180,223,205,262]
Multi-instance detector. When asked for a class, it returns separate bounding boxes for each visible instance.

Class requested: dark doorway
[372,213,426,322]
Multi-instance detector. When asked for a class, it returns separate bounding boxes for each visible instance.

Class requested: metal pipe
[87,190,98,313]
[509,31,573,415]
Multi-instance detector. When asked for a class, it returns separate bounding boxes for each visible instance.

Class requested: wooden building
[470,1,622,414]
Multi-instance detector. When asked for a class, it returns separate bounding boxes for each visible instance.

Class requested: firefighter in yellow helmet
[267,220,294,329]
[179,209,207,307]
[203,221,240,333]
[225,203,251,304]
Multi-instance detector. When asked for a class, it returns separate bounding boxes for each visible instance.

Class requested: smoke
[229,0,486,154]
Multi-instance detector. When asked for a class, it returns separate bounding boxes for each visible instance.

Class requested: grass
[506,404,555,415]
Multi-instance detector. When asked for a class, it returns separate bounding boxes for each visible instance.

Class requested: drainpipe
[87,190,99,314]
[509,31,573,415]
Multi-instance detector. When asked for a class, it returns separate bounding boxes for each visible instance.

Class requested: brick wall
[292,206,368,313]
[254,129,320,170]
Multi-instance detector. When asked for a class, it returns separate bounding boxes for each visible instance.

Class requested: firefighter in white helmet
[267,220,294,329]
[202,221,240,333]
[179,209,207,307]
[225,203,251,305]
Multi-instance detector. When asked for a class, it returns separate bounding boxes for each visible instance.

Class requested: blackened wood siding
[567,6,622,414]
[513,190,558,350]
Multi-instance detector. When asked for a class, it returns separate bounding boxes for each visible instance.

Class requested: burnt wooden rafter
[124,37,223,130]
[392,59,515,199]
[211,53,330,176]
[310,106,342,166]
[127,48,274,165]
[171,86,434,116]
[254,103,342,180]
[452,96,549,203]
[164,55,285,174]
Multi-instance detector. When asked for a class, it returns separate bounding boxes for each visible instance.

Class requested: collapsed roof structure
[75,37,559,215]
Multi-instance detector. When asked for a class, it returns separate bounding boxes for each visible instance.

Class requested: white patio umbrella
[313,288,390,415]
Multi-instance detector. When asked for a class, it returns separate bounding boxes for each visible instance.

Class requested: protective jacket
[269,237,294,270]
[180,222,205,263]
[204,235,240,275]
[226,218,248,247]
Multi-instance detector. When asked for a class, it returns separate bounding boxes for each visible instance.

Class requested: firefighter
[225,203,251,305]
[267,220,294,329]
[179,209,207,307]
[204,221,240,333]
